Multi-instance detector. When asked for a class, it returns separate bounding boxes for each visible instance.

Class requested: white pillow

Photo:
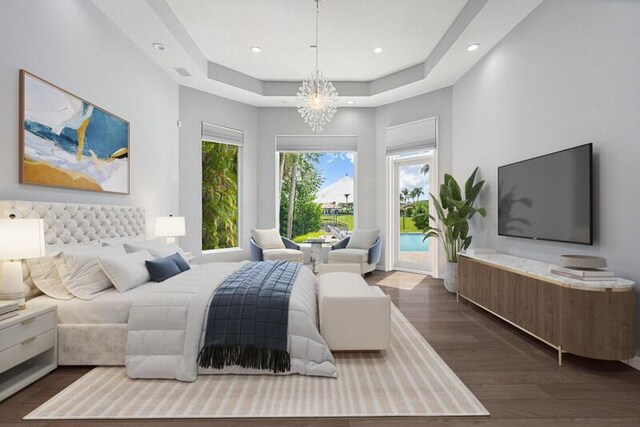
[124,238,188,260]
[99,250,153,293]
[346,229,380,250]
[21,261,41,299]
[54,245,126,300]
[99,236,144,246]
[25,242,101,300]
[251,228,285,250]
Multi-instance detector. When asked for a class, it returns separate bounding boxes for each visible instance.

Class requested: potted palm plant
[424,167,486,292]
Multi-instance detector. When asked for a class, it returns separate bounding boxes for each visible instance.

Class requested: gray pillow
[146,256,182,282]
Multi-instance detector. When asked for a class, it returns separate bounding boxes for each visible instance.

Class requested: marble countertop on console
[459,251,635,291]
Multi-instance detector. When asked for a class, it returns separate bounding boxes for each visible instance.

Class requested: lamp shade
[0,218,45,260]
[155,216,186,237]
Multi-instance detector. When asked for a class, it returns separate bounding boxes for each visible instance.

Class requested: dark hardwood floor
[2,270,640,426]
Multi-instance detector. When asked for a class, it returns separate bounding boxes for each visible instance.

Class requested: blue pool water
[400,233,430,252]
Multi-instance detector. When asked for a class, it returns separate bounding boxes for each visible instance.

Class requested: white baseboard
[623,355,640,371]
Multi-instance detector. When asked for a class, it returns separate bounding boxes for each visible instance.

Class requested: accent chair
[249,228,304,263]
[327,229,382,274]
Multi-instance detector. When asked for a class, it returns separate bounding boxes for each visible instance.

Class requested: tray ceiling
[91,0,543,107]
[166,0,467,81]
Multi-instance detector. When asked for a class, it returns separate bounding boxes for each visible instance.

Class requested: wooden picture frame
[19,70,130,194]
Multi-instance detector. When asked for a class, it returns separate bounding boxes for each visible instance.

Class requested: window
[201,121,244,251]
[278,152,355,243]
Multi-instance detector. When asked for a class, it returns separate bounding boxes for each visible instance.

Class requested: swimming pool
[400,233,430,252]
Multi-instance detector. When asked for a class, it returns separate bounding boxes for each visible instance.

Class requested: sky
[399,164,429,198]
[317,153,354,187]
[315,152,428,198]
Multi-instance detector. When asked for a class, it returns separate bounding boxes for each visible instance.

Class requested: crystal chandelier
[297,0,338,132]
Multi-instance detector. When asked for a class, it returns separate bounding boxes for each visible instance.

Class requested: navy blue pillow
[168,252,191,272]
[146,257,182,283]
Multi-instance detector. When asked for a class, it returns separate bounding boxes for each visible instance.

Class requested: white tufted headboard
[0,201,145,245]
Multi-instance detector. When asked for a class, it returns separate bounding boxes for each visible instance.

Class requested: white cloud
[322,152,355,164]
[345,152,355,163]
[399,165,429,195]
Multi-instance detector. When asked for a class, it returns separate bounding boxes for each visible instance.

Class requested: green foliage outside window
[411,200,430,231]
[202,141,238,250]
[279,152,324,239]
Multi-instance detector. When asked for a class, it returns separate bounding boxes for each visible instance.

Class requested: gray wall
[178,86,258,261]
[0,0,179,236]
[452,0,640,355]
[375,87,453,274]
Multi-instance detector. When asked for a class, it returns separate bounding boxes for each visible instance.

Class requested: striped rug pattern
[26,304,488,419]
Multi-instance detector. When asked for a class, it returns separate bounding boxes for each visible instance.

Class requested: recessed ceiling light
[467,43,480,51]
[373,47,383,54]
[346,100,355,105]
[251,46,262,53]
[152,43,166,51]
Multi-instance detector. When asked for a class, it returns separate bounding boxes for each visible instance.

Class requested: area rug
[26,303,488,419]
[374,271,427,291]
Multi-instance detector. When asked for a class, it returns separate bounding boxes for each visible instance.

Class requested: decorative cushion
[145,257,183,283]
[262,248,304,262]
[124,239,188,260]
[346,229,379,250]
[25,242,101,300]
[99,250,154,293]
[54,245,126,300]
[167,252,191,272]
[328,248,369,264]
[251,228,285,250]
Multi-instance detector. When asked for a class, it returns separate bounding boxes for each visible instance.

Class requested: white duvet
[125,262,337,381]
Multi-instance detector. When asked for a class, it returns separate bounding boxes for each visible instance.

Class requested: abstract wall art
[19,70,130,194]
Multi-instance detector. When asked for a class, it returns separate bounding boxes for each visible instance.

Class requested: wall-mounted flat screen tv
[498,143,593,245]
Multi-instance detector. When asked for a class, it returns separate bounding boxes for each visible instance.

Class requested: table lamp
[155,215,185,244]
[0,217,45,308]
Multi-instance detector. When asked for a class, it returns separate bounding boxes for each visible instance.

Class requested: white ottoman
[318,272,391,351]
[316,263,361,275]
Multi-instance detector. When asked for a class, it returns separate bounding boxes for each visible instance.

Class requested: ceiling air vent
[174,67,191,77]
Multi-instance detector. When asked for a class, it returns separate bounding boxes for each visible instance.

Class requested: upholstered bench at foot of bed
[318,271,391,351]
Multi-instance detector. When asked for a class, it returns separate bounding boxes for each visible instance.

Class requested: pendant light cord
[315,0,319,71]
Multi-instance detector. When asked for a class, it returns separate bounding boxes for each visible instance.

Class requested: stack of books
[551,267,616,282]
[0,301,20,321]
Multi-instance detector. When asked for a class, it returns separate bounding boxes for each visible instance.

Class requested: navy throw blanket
[198,260,301,373]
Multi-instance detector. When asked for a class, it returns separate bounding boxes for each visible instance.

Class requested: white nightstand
[0,304,57,402]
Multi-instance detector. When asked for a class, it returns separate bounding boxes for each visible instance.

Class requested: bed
[1,200,336,380]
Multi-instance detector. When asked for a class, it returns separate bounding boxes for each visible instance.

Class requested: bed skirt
[58,324,126,365]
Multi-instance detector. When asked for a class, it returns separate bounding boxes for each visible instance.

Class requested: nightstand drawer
[0,329,55,374]
[0,311,55,352]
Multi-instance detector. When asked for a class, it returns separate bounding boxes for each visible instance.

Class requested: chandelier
[296,0,338,132]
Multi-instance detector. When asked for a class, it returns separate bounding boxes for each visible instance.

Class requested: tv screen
[498,143,592,245]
